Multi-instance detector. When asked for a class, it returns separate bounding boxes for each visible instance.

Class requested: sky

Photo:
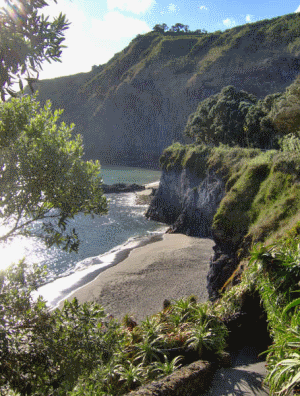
[21,0,300,79]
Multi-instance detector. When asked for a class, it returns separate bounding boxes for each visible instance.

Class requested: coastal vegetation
[2,1,300,395]
[155,70,300,394]
[0,0,107,251]
[0,262,228,395]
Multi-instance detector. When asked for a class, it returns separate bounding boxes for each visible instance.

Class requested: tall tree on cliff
[185,85,280,149]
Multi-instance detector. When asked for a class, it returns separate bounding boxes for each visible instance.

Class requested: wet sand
[60,234,215,323]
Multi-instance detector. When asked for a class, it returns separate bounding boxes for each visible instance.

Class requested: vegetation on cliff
[32,11,300,166]
[2,3,300,394]
[185,74,300,150]
[154,60,300,393]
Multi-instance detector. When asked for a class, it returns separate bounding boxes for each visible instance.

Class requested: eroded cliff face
[146,167,231,301]
[31,13,300,166]
[146,168,225,237]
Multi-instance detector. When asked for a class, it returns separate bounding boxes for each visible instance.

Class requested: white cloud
[223,18,236,27]
[168,3,178,12]
[199,6,208,10]
[295,5,300,12]
[107,0,156,14]
[90,11,150,41]
[38,1,151,80]
[246,14,252,22]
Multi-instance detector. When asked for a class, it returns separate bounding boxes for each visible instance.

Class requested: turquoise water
[0,167,164,297]
[101,165,161,185]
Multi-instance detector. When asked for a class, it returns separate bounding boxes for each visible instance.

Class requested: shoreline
[36,232,166,308]
[59,234,215,323]
[35,179,164,308]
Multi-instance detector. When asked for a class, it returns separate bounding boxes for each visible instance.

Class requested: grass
[159,142,300,257]
[74,11,300,108]
[159,142,212,176]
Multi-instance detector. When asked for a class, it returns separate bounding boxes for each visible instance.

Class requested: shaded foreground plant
[185,318,228,358]
[0,261,123,395]
[1,259,229,395]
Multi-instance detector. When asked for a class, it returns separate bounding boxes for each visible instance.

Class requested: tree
[184,85,284,149]
[161,23,169,32]
[0,0,70,100]
[194,29,207,34]
[0,261,120,395]
[0,95,108,251]
[0,0,107,250]
[170,23,186,33]
[185,86,258,147]
[0,2,109,394]
[153,23,168,33]
[174,23,184,32]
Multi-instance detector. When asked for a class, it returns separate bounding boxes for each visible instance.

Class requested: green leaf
[282,298,300,316]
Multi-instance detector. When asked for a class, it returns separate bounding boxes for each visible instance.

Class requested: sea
[0,165,167,307]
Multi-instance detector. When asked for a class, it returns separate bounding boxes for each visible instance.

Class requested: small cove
[1,165,166,306]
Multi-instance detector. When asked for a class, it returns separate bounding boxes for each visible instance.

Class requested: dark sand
[60,234,215,323]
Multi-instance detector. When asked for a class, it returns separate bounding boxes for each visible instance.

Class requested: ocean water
[1,166,166,306]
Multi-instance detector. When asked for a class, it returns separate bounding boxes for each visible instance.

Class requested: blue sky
[37,0,300,79]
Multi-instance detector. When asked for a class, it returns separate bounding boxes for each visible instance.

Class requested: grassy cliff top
[35,11,300,97]
[159,141,300,257]
[81,11,300,97]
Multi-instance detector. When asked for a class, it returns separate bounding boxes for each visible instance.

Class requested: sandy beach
[60,234,215,323]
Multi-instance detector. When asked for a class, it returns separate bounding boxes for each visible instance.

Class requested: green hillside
[32,12,300,167]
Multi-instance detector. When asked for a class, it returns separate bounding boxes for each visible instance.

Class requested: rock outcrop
[102,183,145,194]
[146,168,225,237]
[146,167,232,301]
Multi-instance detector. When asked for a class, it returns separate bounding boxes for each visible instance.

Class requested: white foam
[33,231,165,308]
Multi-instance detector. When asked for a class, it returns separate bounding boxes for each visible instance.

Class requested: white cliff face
[146,168,225,237]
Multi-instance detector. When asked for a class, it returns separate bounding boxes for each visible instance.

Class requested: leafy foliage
[0,261,122,395]
[0,94,107,251]
[0,262,228,395]
[218,231,300,396]
[184,85,282,149]
[0,0,69,100]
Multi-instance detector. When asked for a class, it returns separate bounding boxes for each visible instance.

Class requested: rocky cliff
[146,168,225,237]
[146,161,235,302]
[31,12,300,167]
[146,143,300,301]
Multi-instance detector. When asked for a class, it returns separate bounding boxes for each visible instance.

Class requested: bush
[0,261,121,395]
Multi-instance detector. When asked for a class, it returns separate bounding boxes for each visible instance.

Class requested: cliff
[31,12,300,167]
[146,143,300,300]
[146,146,225,237]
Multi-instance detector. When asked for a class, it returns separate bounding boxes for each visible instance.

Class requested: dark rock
[102,183,145,193]
[126,360,215,396]
[207,246,239,302]
[146,169,225,238]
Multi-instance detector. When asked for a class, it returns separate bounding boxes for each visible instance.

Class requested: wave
[33,226,168,309]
